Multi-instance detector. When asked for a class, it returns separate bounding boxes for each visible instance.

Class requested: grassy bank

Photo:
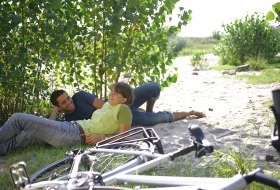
[211,56,280,84]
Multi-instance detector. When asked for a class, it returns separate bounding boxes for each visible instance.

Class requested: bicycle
[9,126,280,190]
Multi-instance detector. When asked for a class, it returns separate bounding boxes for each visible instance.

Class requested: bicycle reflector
[9,161,30,188]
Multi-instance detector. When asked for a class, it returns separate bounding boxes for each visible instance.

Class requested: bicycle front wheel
[30,141,154,183]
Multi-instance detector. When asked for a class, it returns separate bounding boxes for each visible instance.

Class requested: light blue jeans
[0,113,81,155]
[130,82,175,126]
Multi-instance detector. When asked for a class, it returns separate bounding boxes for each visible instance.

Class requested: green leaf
[272,2,280,12]
[51,0,62,10]
[11,15,21,26]
[266,11,275,21]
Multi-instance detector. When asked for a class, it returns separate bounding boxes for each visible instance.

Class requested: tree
[266,2,280,24]
[0,0,191,124]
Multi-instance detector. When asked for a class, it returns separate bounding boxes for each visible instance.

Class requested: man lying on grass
[49,82,205,126]
[0,82,134,156]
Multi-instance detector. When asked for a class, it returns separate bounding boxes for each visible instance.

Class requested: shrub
[190,51,208,69]
[211,146,257,178]
[168,35,190,54]
[246,56,268,70]
[212,30,222,40]
[215,13,280,67]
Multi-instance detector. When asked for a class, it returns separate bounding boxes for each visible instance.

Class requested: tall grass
[210,145,280,190]
[211,146,257,177]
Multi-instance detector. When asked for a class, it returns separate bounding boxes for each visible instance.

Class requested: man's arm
[92,97,104,109]
[49,106,61,120]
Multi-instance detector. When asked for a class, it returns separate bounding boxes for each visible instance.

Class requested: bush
[215,13,280,67]
[168,35,190,54]
[190,51,208,69]
[212,30,222,40]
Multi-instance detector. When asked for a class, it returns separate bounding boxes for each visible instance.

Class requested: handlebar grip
[253,170,280,189]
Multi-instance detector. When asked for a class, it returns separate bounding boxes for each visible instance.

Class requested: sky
[171,0,279,37]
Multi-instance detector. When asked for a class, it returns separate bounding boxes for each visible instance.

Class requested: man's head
[50,90,75,113]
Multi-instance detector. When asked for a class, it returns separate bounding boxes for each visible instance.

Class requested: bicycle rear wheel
[30,141,154,183]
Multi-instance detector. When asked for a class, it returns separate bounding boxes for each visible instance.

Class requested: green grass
[238,55,280,84]
[178,37,219,56]
[210,55,280,84]
[236,69,280,84]
[0,144,89,189]
[211,64,236,71]
[210,142,280,190]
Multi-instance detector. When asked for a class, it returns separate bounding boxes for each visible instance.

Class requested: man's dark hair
[50,90,66,106]
[112,82,134,105]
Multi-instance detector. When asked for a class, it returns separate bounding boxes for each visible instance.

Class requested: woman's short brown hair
[112,82,134,105]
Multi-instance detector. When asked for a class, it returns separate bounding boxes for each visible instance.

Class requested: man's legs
[0,132,42,155]
[131,110,205,126]
[131,110,175,126]
[146,99,156,112]
[131,82,161,112]
[130,82,205,126]
[0,113,81,155]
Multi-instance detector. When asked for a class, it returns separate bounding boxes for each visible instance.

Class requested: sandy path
[148,55,280,164]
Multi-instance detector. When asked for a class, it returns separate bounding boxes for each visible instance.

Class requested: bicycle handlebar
[188,125,214,158]
[169,126,214,160]
[217,168,280,190]
[188,125,214,151]
[245,168,280,189]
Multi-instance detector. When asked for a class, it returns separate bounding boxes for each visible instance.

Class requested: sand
[147,54,280,164]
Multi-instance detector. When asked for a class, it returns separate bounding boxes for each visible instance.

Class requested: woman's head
[108,82,134,105]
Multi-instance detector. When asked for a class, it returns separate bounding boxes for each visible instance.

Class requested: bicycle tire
[30,141,153,183]
[30,155,74,183]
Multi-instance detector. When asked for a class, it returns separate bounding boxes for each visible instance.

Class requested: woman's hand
[85,134,106,145]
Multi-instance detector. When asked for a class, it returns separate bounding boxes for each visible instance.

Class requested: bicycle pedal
[9,161,30,188]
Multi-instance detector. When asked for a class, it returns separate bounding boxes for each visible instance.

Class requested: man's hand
[85,134,106,145]
[92,98,104,109]
[49,106,62,120]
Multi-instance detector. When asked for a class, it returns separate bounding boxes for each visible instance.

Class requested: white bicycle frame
[14,147,273,190]
[10,127,280,190]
